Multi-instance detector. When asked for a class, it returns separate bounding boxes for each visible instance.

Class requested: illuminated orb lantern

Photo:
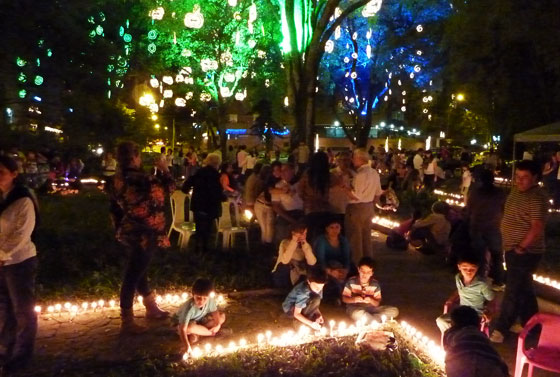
[220,51,233,66]
[324,40,334,53]
[200,93,212,102]
[184,5,204,29]
[257,50,267,58]
[34,75,44,86]
[147,43,157,54]
[228,0,237,6]
[148,30,158,40]
[19,89,27,98]
[149,103,159,112]
[150,7,165,20]
[16,57,27,67]
[200,59,218,72]
[401,106,406,112]
[162,76,173,85]
[163,89,173,98]
[139,93,155,106]
[150,78,159,88]
[235,91,246,101]
[220,87,232,97]
[416,24,423,32]
[175,74,185,83]
[186,92,194,100]
[414,65,421,72]
[362,0,383,17]
[224,73,236,83]
[175,98,186,107]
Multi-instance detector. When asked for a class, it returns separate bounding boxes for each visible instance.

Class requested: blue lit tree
[320,0,451,146]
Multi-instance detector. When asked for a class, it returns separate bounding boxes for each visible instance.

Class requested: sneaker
[489,330,504,343]
[492,283,506,292]
[510,323,524,334]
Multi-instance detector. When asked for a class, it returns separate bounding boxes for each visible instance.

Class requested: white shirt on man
[237,149,248,170]
[413,153,423,170]
[0,197,37,265]
[271,180,303,211]
[349,164,382,204]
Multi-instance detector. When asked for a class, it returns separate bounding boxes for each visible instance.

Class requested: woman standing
[110,142,174,334]
[0,156,39,371]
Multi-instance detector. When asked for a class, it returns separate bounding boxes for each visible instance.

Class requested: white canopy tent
[512,121,560,179]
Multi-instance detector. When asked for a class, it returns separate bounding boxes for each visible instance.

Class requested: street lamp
[456,93,465,102]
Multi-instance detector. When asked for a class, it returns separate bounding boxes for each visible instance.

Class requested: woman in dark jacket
[110,142,175,334]
[0,155,39,371]
[182,153,225,252]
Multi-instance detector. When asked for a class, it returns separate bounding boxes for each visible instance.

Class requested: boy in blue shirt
[176,278,226,355]
[282,267,327,331]
[342,257,399,322]
[436,255,495,333]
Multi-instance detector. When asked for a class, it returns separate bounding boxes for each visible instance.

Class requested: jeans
[120,244,154,310]
[494,251,541,334]
[254,202,275,243]
[0,257,38,365]
[346,304,399,323]
[470,228,504,285]
[193,211,216,250]
[345,202,374,265]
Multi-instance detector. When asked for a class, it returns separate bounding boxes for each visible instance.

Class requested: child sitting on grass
[409,201,451,254]
[342,257,399,323]
[176,278,228,355]
[282,267,327,331]
[436,255,495,334]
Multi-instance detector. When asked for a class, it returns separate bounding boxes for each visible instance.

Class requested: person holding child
[436,255,495,333]
[313,218,350,302]
[282,267,327,331]
[342,257,399,323]
[176,278,228,357]
[271,223,317,289]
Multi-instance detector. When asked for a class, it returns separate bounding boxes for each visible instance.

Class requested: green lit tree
[137,0,283,153]
[280,0,374,147]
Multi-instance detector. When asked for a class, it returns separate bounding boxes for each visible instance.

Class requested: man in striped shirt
[490,160,547,343]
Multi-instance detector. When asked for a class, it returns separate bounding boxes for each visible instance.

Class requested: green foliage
[34,191,274,300]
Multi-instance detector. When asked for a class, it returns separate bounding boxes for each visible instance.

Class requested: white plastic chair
[216,201,249,250]
[169,190,195,250]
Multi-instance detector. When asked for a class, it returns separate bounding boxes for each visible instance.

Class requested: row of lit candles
[533,274,560,291]
[433,189,463,200]
[371,216,401,229]
[32,291,225,316]
[183,316,446,371]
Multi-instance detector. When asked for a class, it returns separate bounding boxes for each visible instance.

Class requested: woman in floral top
[110,142,175,334]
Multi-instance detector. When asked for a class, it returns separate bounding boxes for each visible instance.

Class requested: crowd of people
[0,137,552,376]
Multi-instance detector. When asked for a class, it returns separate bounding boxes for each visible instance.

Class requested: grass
[49,335,442,377]
[34,190,274,301]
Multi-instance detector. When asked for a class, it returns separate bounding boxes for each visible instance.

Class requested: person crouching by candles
[443,306,508,377]
[271,223,317,290]
[0,155,40,372]
[176,278,229,356]
[342,257,399,324]
[282,267,327,331]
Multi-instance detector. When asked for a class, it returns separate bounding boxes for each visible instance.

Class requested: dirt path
[17,235,555,376]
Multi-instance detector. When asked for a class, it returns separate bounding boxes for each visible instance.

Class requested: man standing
[236,145,248,177]
[344,149,382,265]
[490,160,547,343]
[413,148,424,183]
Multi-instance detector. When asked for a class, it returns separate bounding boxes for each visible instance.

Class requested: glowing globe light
[150,7,165,20]
[416,24,423,32]
[362,0,383,17]
[351,52,358,59]
[401,106,406,112]
[220,51,233,65]
[149,103,159,113]
[16,57,27,67]
[200,93,212,102]
[150,78,159,88]
[414,65,421,72]
[139,93,155,106]
[184,5,204,29]
[350,72,358,79]
[201,59,218,72]
[228,0,237,6]
[123,34,132,43]
[220,87,232,97]
[175,98,187,107]
[19,90,27,99]
[416,50,422,55]
[186,92,194,100]
[175,74,184,83]
[162,76,173,85]
[18,73,26,83]
[148,43,157,54]
[96,25,104,35]
[34,75,44,86]
[224,73,236,83]
[409,73,415,78]
[148,30,158,40]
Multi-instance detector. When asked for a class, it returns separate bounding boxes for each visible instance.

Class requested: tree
[442,0,560,153]
[320,0,450,147]
[136,0,283,154]
[280,0,374,147]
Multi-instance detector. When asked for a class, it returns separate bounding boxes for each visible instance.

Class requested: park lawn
[34,190,274,301]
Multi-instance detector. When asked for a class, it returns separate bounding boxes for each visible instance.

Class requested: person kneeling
[282,267,327,331]
[342,257,399,323]
[176,278,228,356]
[443,306,508,377]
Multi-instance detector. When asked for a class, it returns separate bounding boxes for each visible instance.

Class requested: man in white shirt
[236,145,249,176]
[294,142,310,173]
[344,149,383,264]
[272,163,304,244]
[413,148,424,182]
